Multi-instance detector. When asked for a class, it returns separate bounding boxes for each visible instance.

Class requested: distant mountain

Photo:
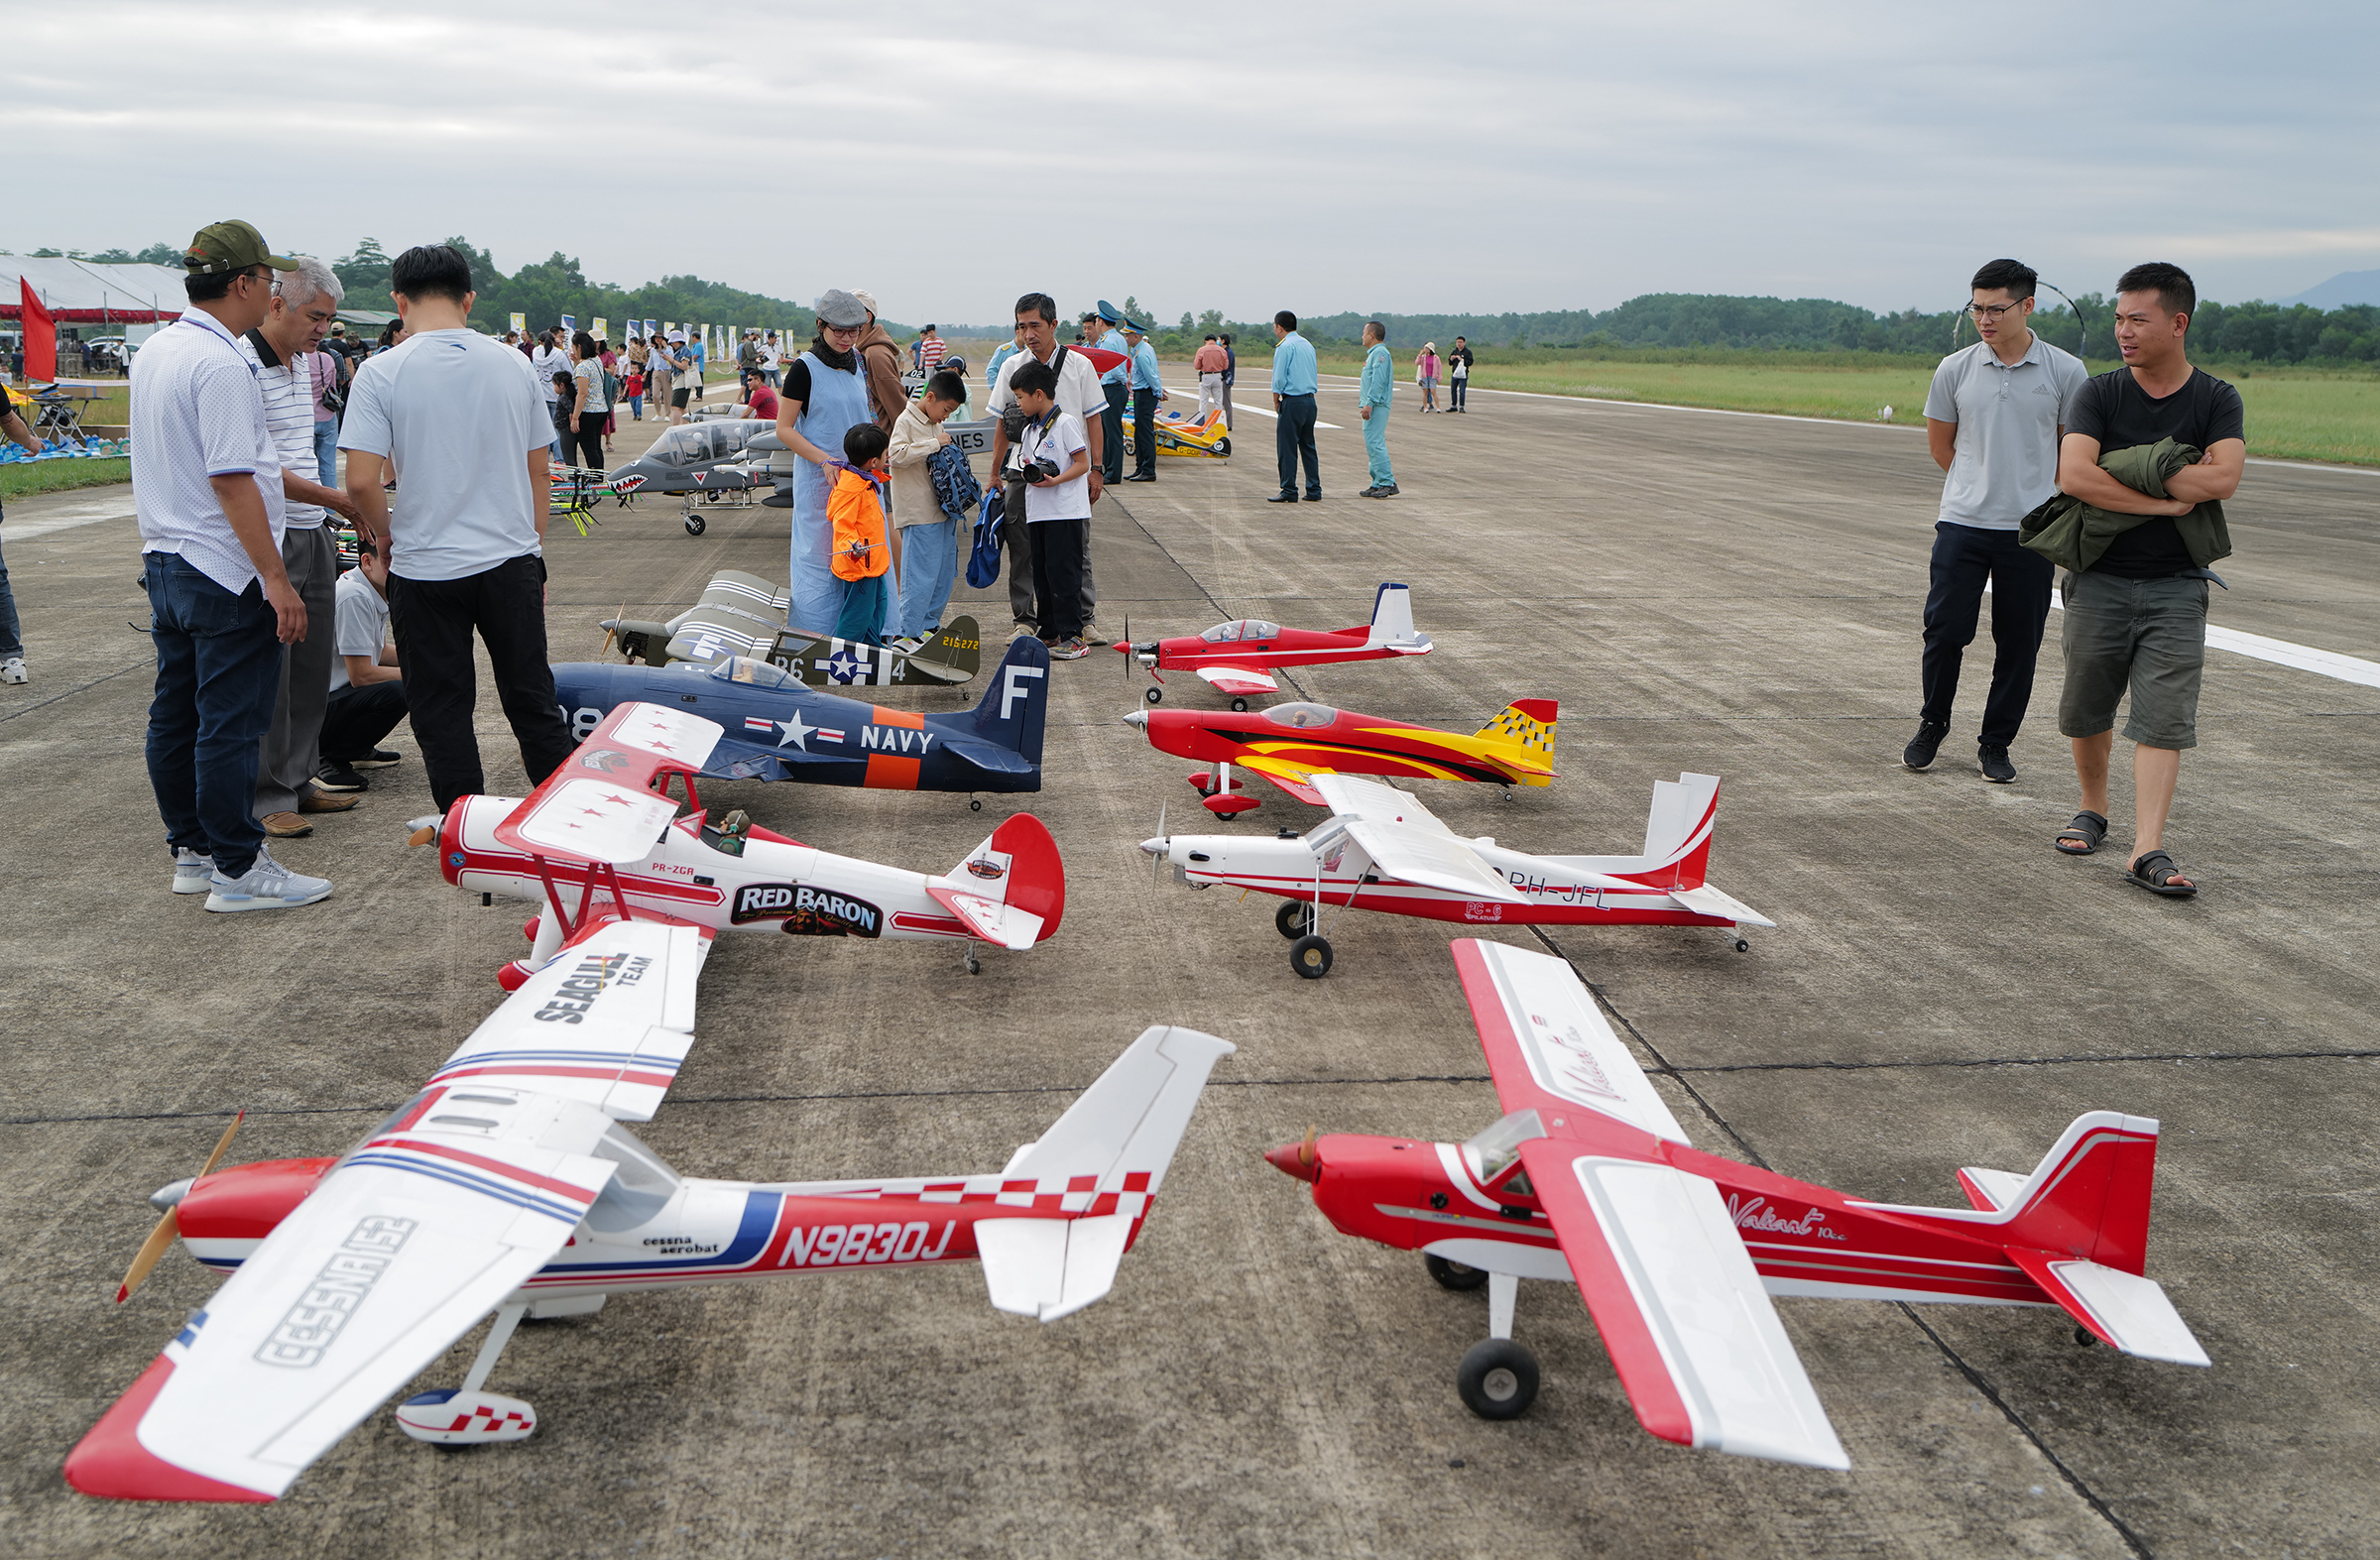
[2277,270,2380,309]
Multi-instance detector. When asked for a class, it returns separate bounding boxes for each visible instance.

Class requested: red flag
[20,277,57,384]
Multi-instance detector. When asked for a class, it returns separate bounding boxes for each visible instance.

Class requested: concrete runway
[4,378,2375,1559]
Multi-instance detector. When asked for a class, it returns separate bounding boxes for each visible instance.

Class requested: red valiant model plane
[1265,939,2209,1467]
[1120,581,1434,710]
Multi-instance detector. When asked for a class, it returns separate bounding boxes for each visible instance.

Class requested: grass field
[0,456,132,498]
[1309,349,2380,467]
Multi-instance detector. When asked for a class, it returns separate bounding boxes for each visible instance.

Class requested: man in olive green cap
[132,218,335,911]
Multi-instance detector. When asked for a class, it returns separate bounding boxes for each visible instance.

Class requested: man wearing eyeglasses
[1909,258,2087,782]
[133,220,334,912]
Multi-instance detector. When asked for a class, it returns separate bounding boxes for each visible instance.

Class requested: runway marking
[4,501,136,540]
[1985,583,2380,690]
[1158,386,1340,429]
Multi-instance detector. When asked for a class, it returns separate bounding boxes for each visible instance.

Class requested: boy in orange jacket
[828,421,896,644]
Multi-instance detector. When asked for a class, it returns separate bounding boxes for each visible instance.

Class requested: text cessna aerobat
[1265,939,2209,1468]
[424,702,1065,979]
[1144,773,1771,978]
[551,637,1049,802]
[1123,694,1557,817]
[1121,582,1433,710]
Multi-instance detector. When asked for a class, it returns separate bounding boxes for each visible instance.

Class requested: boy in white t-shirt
[1011,358,1092,659]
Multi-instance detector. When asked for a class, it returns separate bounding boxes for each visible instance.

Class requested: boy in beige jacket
[886,369,972,648]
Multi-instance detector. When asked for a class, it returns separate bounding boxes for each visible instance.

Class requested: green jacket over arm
[2019,437,2232,574]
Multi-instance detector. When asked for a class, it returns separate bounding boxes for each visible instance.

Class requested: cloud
[3,0,2373,319]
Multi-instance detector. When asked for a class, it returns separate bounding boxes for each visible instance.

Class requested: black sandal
[2055,811,2107,855]
[2123,850,2198,897]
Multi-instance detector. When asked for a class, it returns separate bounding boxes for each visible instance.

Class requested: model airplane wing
[1312,776,1522,902]
[493,703,722,866]
[1452,937,1689,1144]
[1194,665,1278,696]
[1235,754,1330,805]
[429,917,710,1122]
[1515,1139,1849,1470]
[65,1084,622,1502]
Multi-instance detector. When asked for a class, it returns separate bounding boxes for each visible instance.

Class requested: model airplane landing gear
[1230,697,1250,713]
[683,514,706,537]
[1194,761,1262,817]
[1455,1271,1539,1419]
[964,940,982,976]
[396,1302,538,1448]
[1275,900,1316,938]
[1144,686,1163,704]
[1289,933,1333,979]
[1721,923,1751,954]
[1425,1253,1490,1290]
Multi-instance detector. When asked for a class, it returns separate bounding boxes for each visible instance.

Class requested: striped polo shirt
[131,309,285,595]
[241,328,326,530]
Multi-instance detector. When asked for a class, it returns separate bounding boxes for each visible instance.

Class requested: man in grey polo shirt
[1907,258,2087,782]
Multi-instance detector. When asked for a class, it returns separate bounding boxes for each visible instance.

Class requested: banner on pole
[592,317,608,341]
[560,313,576,333]
[509,312,526,337]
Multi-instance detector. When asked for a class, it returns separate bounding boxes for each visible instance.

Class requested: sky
[7,0,2377,326]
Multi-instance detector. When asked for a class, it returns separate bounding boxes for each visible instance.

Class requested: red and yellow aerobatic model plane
[1122,694,1557,816]
[1120,582,1434,710]
[1264,938,2209,1466]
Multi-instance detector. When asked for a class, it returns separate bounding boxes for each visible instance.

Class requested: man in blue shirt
[1267,310,1321,503]
[1122,323,1164,482]
[1357,321,1397,498]
[1095,306,1130,483]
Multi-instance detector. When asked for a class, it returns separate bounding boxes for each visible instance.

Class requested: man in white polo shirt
[134,218,332,912]
[342,243,573,814]
[1909,258,2087,782]
[241,255,365,839]
[987,292,1108,642]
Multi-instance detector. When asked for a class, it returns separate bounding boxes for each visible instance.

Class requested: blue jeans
[627,394,644,420]
[0,505,22,660]
[312,419,339,487]
[833,571,889,644]
[1362,401,1393,487]
[144,553,282,878]
[896,517,958,640]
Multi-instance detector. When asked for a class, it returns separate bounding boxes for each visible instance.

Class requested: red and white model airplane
[1143,773,1770,978]
[425,702,1064,979]
[1264,938,2209,1467]
[1120,582,1434,710]
[62,719,1236,1505]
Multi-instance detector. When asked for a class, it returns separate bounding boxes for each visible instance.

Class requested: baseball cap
[183,219,297,276]
[849,289,880,317]
[816,290,869,329]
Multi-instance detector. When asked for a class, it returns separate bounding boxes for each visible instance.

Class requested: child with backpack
[828,422,895,645]
[886,370,978,649]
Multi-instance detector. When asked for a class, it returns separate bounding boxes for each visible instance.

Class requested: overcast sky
[8,0,2375,326]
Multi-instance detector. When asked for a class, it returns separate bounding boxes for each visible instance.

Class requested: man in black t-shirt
[2049,262,2244,897]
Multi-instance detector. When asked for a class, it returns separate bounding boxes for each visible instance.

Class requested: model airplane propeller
[599,566,982,687]
[114,1110,246,1305]
[1120,582,1432,710]
[1144,772,1770,978]
[1266,939,2210,1466]
[1123,692,1556,816]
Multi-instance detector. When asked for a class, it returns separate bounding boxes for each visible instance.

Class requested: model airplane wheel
[1425,1254,1491,1291]
[1144,686,1162,705]
[1289,933,1333,979]
[684,515,706,537]
[970,798,983,811]
[1457,1339,1540,1420]
[1733,937,1750,953]
[1218,437,1231,456]
[2076,1325,2098,1347]
[1275,900,1316,939]
[1230,697,1250,713]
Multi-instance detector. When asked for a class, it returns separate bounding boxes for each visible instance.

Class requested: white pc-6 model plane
[1142,772,1773,978]
[64,712,1235,1504]
[428,701,1061,979]
[1263,938,2208,1468]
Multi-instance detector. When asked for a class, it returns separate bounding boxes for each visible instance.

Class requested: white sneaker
[172,848,216,895]
[0,658,26,685]
[203,847,333,912]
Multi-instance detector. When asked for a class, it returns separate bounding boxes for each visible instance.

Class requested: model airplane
[1264,938,2208,1467]
[1123,406,1231,460]
[1142,772,1770,978]
[598,567,981,687]
[1122,694,1557,816]
[1122,582,1432,709]
[603,419,775,536]
[65,937,1233,1500]
[551,637,1047,803]
[423,701,1063,980]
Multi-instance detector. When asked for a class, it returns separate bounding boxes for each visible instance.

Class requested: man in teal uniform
[1358,321,1397,498]
[1096,304,1130,483]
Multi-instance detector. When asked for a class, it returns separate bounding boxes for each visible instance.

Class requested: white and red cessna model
[429,702,1064,980]
[1142,772,1772,978]
[1264,939,2209,1467]
[62,717,1235,1504]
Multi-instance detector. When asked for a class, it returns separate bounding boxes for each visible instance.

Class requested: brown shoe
[299,790,360,814]
[260,811,314,838]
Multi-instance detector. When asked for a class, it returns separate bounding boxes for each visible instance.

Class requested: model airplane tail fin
[1632,773,1722,890]
[928,812,1067,950]
[1475,699,1558,761]
[978,1025,1236,1322]
[964,636,1051,765]
[1974,1112,2162,1274]
[917,615,983,679]
[1362,582,1430,650]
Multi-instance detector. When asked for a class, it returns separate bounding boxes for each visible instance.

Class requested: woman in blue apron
[778,291,883,634]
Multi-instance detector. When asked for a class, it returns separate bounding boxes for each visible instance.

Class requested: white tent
[0,258,188,324]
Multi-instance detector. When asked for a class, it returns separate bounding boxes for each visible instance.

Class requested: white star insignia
[774,712,817,752]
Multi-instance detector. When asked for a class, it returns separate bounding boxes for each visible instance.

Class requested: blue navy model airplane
[550,638,1048,800]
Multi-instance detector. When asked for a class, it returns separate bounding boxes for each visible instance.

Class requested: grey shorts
[2056,570,2209,750]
